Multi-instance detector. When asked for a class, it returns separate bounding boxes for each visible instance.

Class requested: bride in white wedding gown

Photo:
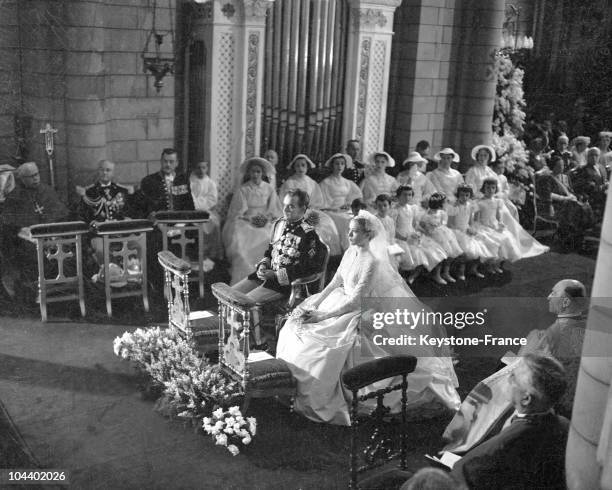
[276,210,460,425]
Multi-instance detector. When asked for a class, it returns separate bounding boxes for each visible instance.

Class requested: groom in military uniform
[234,189,325,344]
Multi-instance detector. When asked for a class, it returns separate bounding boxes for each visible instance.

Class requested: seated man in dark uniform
[79,159,133,223]
[137,148,194,216]
[233,189,325,345]
[135,148,195,284]
[1,162,70,298]
[450,354,569,490]
[79,159,137,279]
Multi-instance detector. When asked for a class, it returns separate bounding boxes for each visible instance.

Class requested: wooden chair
[90,219,153,316]
[30,221,90,322]
[157,250,218,353]
[211,282,296,413]
[341,355,417,490]
[152,210,211,298]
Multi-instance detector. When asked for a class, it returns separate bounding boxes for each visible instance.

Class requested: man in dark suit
[137,148,194,216]
[234,188,324,345]
[450,354,569,489]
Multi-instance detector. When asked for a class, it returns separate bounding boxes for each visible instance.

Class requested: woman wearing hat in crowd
[319,153,363,251]
[222,157,282,284]
[467,144,548,259]
[396,152,437,206]
[570,136,590,169]
[360,151,399,205]
[278,154,342,255]
[426,147,464,204]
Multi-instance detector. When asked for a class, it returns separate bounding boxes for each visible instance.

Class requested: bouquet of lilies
[202,406,257,456]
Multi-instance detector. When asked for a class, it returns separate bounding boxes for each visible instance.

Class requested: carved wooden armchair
[157,250,218,353]
[30,221,90,322]
[341,355,417,489]
[211,282,296,413]
[152,210,211,298]
[90,219,153,316]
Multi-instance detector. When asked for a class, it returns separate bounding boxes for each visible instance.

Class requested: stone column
[445,0,505,168]
[342,0,402,161]
[192,0,273,213]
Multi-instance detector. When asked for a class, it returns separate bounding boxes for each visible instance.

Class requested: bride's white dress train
[276,242,460,426]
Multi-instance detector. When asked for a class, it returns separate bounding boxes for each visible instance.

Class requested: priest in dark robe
[0,162,70,297]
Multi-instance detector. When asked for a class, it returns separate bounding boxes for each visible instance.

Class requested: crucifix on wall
[40,123,58,189]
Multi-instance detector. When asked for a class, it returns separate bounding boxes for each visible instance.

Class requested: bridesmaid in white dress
[360,151,399,205]
[278,154,342,255]
[276,211,460,425]
[466,144,548,259]
[426,148,464,204]
[222,157,282,284]
[319,153,363,251]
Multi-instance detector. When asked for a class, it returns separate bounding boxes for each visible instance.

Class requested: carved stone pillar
[192,0,273,212]
[342,0,402,161]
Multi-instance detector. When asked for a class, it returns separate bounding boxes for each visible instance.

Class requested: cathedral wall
[0,0,177,200]
[0,0,22,165]
[385,0,457,162]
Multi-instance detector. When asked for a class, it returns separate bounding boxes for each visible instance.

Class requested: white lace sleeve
[322,253,375,318]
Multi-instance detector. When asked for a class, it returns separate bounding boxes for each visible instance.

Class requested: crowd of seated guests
[2,124,607,300]
[524,120,609,248]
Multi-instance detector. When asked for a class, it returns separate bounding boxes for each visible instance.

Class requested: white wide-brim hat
[402,151,427,167]
[471,144,497,162]
[368,151,396,168]
[433,148,460,163]
[572,136,591,147]
[239,157,275,177]
[324,153,354,169]
[287,154,316,170]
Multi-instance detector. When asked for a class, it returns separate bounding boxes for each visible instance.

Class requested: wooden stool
[152,210,211,298]
[90,219,153,317]
[30,221,90,322]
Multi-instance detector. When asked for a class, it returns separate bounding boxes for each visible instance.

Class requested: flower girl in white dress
[419,193,463,284]
[393,186,446,284]
[473,178,522,273]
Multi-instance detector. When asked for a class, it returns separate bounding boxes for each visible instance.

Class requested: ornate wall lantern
[142,0,176,93]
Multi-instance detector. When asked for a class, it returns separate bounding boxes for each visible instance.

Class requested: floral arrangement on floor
[113,327,254,455]
[203,406,257,456]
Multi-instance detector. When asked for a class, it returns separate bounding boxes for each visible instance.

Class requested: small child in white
[420,193,463,285]
[393,186,446,284]
[447,184,497,280]
[473,178,522,273]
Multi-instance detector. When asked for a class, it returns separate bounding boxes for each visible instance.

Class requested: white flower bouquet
[203,406,257,456]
